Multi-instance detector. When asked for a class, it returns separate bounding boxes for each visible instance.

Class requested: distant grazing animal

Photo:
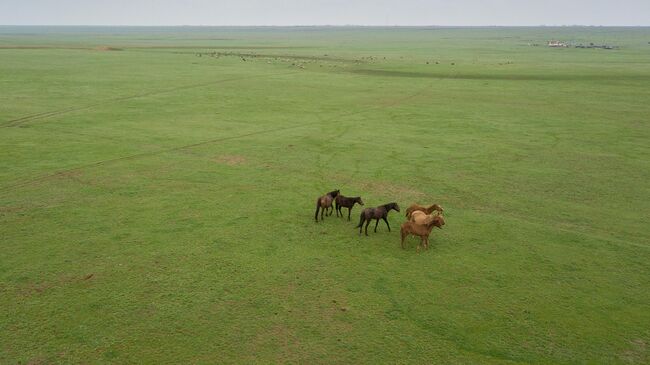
[315,189,340,222]
[400,215,445,251]
[356,203,400,236]
[405,203,444,219]
[335,195,364,221]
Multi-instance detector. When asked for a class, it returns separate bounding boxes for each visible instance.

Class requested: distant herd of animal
[315,189,446,251]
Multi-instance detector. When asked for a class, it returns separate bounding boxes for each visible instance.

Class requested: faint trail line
[0,125,311,192]
[0,82,431,193]
[0,71,295,128]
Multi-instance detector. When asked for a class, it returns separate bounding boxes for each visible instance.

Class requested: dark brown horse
[356,202,400,236]
[335,195,364,221]
[314,189,340,222]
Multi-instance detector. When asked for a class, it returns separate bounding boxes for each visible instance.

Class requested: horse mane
[382,202,397,209]
[425,203,443,214]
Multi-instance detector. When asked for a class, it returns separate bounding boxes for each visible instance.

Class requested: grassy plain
[1,26,649,364]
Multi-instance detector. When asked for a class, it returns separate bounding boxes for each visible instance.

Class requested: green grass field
[1,26,649,364]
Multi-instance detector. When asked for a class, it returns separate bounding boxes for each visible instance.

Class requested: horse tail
[314,198,321,221]
[355,212,365,228]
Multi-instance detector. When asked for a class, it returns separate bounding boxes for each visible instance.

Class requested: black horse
[314,189,340,222]
[334,195,364,220]
[356,202,400,236]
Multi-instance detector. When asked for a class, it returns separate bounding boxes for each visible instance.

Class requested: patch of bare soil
[250,324,303,363]
[620,339,648,364]
[214,155,247,166]
[19,274,95,297]
[0,205,26,215]
[26,357,48,365]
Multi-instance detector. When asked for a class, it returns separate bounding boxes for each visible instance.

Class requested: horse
[356,202,400,236]
[335,195,364,221]
[400,215,445,251]
[314,189,340,222]
[405,203,444,219]
[409,210,440,225]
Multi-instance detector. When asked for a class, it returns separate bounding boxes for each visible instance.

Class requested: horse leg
[383,217,391,232]
[365,220,371,236]
[314,201,320,222]
[321,205,325,220]
[400,229,407,249]
[357,215,365,234]
[347,208,352,221]
[374,219,379,233]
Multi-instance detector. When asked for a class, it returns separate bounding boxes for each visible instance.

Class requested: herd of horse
[314,189,446,251]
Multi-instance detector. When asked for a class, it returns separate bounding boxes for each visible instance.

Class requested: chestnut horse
[409,210,441,225]
[400,215,445,251]
[314,189,340,222]
[405,203,444,219]
[335,195,364,221]
[356,202,400,236]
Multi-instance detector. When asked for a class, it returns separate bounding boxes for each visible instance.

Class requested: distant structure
[547,40,568,48]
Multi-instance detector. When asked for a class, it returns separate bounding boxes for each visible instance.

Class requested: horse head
[426,204,444,214]
[432,215,445,229]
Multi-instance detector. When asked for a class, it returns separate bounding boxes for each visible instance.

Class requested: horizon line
[1,24,649,28]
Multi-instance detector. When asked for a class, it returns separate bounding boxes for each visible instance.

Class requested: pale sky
[1,0,649,26]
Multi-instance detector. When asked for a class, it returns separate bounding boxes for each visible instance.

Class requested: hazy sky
[1,0,649,26]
